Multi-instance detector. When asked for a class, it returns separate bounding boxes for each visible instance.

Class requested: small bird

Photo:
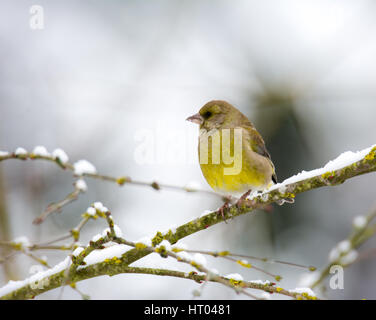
[186,100,277,219]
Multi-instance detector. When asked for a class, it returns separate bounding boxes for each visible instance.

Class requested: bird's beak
[186,113,204,125]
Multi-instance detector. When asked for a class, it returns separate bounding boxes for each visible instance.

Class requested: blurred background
[1,0,376,299]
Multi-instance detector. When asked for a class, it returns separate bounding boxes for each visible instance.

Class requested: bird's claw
[236,189,252,209]
[276,198,295,206]
[217,202,230,223]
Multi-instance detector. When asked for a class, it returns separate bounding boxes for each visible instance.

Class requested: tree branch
[0,263,307,300]
[0,145,375,299]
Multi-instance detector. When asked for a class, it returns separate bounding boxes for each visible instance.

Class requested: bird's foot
[276,198,295,206]
[236,189,252,209]
[217,201,230,223]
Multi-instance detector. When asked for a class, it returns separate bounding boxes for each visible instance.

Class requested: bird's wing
[243,126,278,183]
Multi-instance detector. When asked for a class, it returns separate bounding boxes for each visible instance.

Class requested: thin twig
[0,151,219,196]
[33,188,83,225]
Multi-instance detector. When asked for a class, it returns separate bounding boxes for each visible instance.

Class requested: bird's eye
[203,111,212,119]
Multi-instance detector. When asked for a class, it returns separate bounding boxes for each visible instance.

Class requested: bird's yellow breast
[198,128,273,195]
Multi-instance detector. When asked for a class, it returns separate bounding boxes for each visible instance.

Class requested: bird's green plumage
[190,100,277,196]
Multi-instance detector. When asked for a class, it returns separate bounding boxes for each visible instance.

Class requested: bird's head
[186,100,250,130]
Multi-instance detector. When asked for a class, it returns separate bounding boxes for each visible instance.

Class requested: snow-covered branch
[0,144,375,299]
[0,203,316,300]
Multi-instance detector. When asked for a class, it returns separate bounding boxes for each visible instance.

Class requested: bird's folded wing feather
[243,126,278,183]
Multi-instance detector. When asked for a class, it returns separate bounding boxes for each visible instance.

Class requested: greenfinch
[187,100,277,214]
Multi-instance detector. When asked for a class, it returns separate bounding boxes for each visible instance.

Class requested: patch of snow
[193,253,207,267]
[353,215,367,229]
[81,244,130,267]
[86,207,96,216]
[328,247,340,262]
[176,251,192,261]
[75,179,87,192]
[73,160,97,175]
[14,147,27,156]
[340,250,358,265]
[224,273,243,281]
[52,148,69,163]
[337,240,351,253]
[93,202,104,210]
[259,144,376,196]
[289,287,316,297]
[249,279,271,286]
[113,225,123,238]
[72,247,85,257]
[136,236,152,247]
[91,202,109,213]
[184,181,202,191]
[209,268,219,275]
[101,228,111,237]
[13,236,31,248]
[91,233,102,242]
[33,146,50,157]
[157,240,171,251]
